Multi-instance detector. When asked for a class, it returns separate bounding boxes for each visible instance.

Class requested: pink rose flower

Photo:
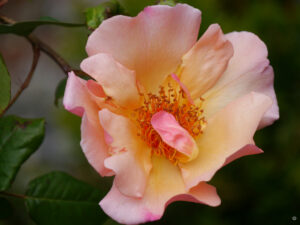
[64,4,279,224]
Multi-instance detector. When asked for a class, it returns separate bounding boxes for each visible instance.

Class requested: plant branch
[0,43,40,117]
[0,14,88,115]
[0,14,73,75]
[27,35,72,74]
[0,191,26,199]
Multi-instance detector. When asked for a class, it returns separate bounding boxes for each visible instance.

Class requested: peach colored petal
[224,144,263,166]
[86,80,106,98]
[171,73,194,104]
[63,71,99,122]
[214,32,268,86]
[81,53,140,109]
[64,72,112,176]
[180,92,272,189]
[167,182,221,207]
[203,32,279,128]
[151,110,199,162]
[100,156,220,224]
[85,81,123,116]
[80,114,113,177]
[180,24,233,99]
[104,151,150,198]
[99,109,151,198]
[86,4,201,92]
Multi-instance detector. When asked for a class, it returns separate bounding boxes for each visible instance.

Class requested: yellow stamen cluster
[134,81,206,164]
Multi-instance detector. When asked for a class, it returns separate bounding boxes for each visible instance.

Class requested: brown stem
[0,43,40,117]
[27,35,72,74]
[0,14,73,75]
[0,14,89,116]
[0,191,26,199]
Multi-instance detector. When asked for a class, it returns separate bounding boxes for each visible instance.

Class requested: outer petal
[64,72,112,176]
[180,92,272,189]
[223,144,263,166]
[180,24,233,99]
[151,110,199,162]
[203,32,279,128]
[100,156,220,224]
[167,182,220,207]
[86,4,201,92]
[80,114,112,176]
[81,53,140,109]
[63,71,99,122]
[85,80,125,116]
[99,109,151,198]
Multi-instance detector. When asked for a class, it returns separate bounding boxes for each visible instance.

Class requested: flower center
[134,81,206,164]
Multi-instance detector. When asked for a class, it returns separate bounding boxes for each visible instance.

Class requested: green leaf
[85,0,124,30]
[0,19,84,36]
[158,0,176,6]
[38,16,60,22]
[117,0,157,16]
[0,197,13,220]
[25,171,107,225]
[54,78,67,107]
[0,54,11,115]
[0,116,45,191]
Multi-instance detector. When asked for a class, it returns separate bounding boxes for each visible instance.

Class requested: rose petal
[99,109,151,198]
[180,92,272,189]
[86,4,201,92]
[80,114,112,176]
[100,156,220,224]
[203,31,279,128]
[63,71,99,122]
[81,53,140,109]
[171,73,194,104]
[86,80,106,98]
[224,144,263,166]
[85,80,123,116]
[64,72,112,176]
[151,110,199,162]
[180,24,233,99]
[167,182,221,207]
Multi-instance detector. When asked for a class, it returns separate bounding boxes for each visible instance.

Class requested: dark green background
[0,0,299,224]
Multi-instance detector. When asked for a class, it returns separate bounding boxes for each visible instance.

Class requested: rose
[63,4,279,224]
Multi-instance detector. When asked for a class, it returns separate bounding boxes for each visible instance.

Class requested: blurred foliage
[0,18,84,36]
[0,54,10,114]
[54,78,66,107]
[84,0,124,30]
[0,198,13,220]
[117,0,157,15]
[25,172,107,225]
[0,116,44,191]
[158,0,177,7]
